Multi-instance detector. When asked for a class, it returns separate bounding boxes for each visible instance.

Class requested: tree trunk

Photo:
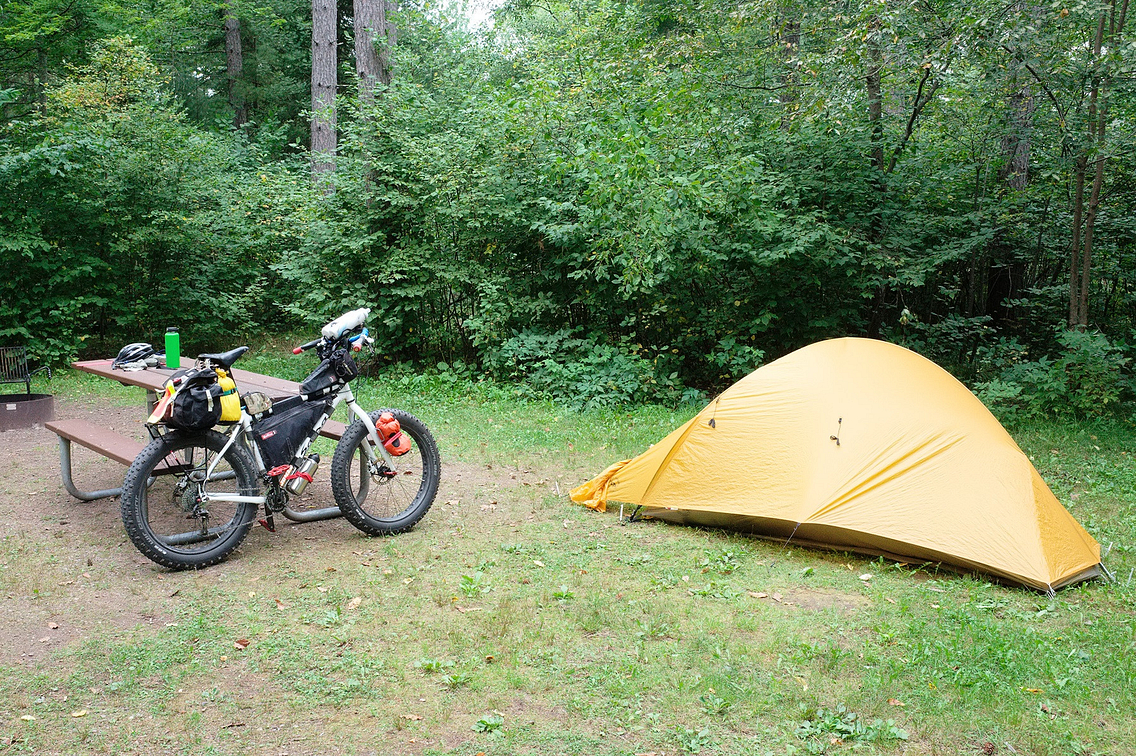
[997,80,1033,190]
[354,0,393,101]
[1067,0,1129,328]
[222,2,247,128]
[777,6,800,130]
[1069,152,1087,326]
[311,0,338,179]
[866,18,884,173]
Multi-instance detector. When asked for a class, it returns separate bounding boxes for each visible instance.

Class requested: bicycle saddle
[197,346,249,369]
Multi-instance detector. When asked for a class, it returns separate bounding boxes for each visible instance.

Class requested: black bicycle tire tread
[330,409,440,536]
[120,430,259,570]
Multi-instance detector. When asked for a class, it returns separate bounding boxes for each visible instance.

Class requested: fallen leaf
[887,698,905,707]
[931,603,940,609]
[400,714,423,721]
[747,591,768,599]
[234,639,250,650]
[533,560,545,567]
[317,586,329,593]
[70,710,87,718]
[454,606,482,613]
[274,598,288,610]
[859,573,872,581]
[38,637,50,643]
[1023,687,1043,694]
[347,597,362,610]
[885,597,896,604]
[19,715,34,722]
[326,567,337,573]
[771,592,783,602]
[484,655,495,663]
[48,622,59,630]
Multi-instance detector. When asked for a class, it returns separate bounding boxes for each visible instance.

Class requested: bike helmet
[112,342,156,370]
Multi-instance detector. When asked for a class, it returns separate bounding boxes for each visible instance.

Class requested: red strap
[286,471,313,483]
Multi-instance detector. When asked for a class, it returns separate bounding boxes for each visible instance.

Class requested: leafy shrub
[0,37,299,364]
[480,328,680,409]
[976,329,1130,420]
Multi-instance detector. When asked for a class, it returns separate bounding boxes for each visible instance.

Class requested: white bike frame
[198,382,392,512]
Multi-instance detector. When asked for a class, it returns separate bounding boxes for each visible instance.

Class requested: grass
[3,350,1136,754]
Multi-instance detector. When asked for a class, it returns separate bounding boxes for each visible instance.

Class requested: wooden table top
[71,357,349,440]
[73,358,301,400]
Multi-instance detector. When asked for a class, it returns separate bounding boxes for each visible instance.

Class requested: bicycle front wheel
[330,409,441,536]
[120,429,261,570]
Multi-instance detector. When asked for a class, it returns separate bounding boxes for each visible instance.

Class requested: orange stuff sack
[384,431,412,456]
[377,412,401,441]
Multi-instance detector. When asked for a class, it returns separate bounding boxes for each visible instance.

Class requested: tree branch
[886,66,940,174]
[1001,44,1067,124]
[693,72,800,91]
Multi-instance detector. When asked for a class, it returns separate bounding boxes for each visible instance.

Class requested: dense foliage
[2,0,1133,414]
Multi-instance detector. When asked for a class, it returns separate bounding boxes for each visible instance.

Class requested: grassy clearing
[3,354,1135,755]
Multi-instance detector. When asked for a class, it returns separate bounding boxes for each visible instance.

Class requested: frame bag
[252,397,330,468]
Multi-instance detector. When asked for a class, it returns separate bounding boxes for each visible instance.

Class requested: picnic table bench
[51,358,347,501]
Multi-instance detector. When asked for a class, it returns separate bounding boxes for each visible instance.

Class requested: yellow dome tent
[571,338,1100,591]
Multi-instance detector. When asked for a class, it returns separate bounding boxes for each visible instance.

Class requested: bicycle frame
[198,382,391,522]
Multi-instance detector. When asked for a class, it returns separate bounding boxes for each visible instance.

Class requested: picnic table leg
[58,437,124,502]
[281,505,342,522]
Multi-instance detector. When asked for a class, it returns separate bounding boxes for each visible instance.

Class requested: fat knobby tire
[330,409,441,536]
[120,430,260,570]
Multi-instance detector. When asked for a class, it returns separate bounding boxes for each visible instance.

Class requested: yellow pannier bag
[215,368,241,422]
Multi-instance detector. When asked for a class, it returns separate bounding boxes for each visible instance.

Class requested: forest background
[1,0,1134,417]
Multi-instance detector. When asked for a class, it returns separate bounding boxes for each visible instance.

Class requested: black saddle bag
[168,368,223,431]
[251,397,330,468]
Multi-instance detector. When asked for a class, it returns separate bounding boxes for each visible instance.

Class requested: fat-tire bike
[119,308,441,569]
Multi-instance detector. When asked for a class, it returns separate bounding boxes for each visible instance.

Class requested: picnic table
[47,357,347,502]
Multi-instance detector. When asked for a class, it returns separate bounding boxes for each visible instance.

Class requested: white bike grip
[321,308,371,340]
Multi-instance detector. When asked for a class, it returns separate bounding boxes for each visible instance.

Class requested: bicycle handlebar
[292,338,321,355]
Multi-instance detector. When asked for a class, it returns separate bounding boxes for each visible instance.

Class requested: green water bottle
[165,327,180,369]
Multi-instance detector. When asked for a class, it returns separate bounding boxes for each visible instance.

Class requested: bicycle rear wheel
[120,429,260,569]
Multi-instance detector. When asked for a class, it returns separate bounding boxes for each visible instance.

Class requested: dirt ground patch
[777,587,871,613]
[0,395,560,696]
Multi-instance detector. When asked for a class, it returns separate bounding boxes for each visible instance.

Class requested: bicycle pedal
[258,518,276,533]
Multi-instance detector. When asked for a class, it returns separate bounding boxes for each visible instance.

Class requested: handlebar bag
[167,368,223,431]
[252,397,330,468]
[299,351,358,396]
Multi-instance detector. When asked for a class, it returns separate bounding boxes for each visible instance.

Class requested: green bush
[481,328,683,409]
[0,38,299,364]
[975,329,1131,420]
